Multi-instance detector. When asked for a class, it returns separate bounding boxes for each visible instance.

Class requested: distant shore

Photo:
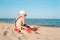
[0,22,60,40]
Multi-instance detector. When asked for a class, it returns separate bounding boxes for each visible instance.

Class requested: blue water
[0,18,60,27]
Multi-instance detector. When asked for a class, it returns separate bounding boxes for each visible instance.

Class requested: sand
[0,22,60,40]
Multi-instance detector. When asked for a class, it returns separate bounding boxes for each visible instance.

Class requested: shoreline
[0,19,60,27]
[0,22,60,27]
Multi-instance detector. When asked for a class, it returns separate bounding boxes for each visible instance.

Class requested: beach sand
[0,22,60,40]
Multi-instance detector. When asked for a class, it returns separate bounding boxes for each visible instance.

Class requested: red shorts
[25,28,33,33]
[14,27,21,33]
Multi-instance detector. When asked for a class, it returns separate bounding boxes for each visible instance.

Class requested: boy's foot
[35,32,40,34]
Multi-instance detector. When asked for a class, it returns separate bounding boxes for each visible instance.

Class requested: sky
[0,0,60,19]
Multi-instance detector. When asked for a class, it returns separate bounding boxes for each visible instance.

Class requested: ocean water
[0,18,60,27]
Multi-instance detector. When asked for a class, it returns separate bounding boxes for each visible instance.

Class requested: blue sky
[0,0,60,19]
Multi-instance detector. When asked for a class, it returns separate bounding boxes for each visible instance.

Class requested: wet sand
[0,22,60,40]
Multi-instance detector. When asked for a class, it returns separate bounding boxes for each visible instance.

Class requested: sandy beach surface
[0,22,60,40]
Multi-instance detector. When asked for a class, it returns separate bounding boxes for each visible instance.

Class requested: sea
[0,18,60,27]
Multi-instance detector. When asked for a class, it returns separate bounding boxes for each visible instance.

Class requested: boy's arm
[22,18,25,25]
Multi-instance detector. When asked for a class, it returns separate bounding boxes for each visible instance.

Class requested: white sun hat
[19,11,26,15]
